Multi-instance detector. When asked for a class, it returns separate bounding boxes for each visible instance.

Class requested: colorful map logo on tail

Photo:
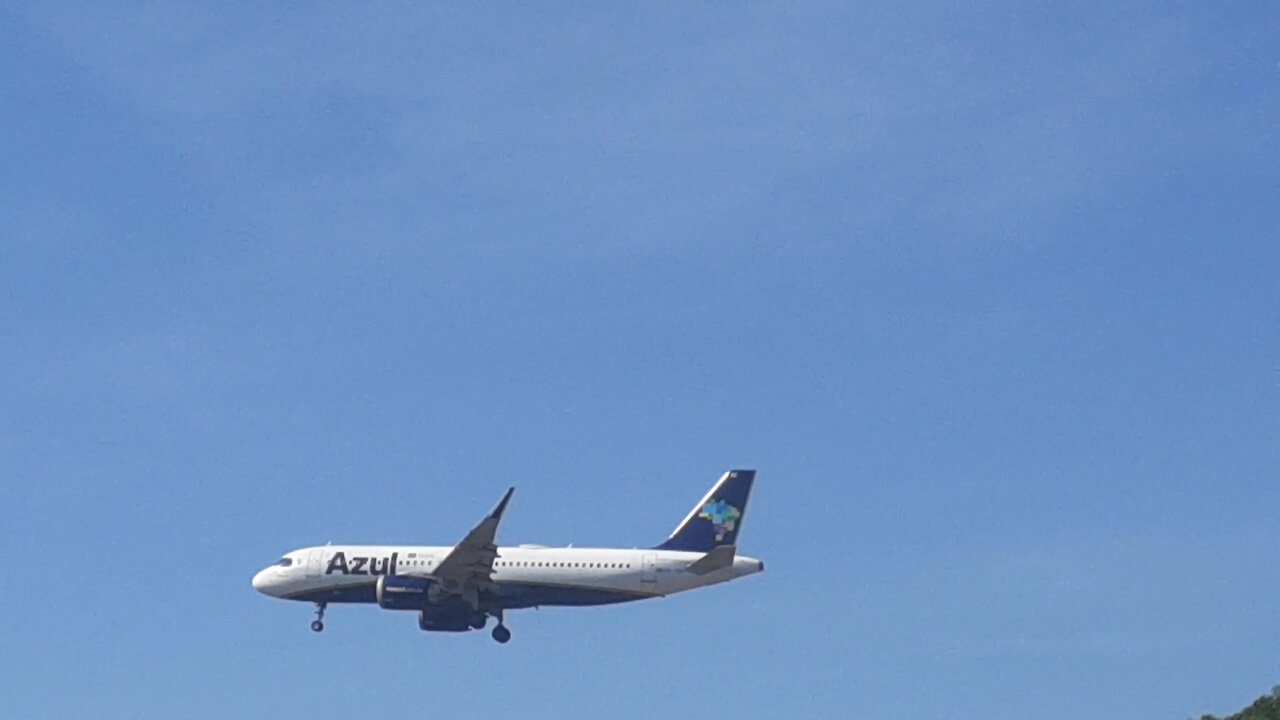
[698,499,742,542]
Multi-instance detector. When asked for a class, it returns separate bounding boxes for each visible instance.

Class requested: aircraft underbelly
[493,581,651,609]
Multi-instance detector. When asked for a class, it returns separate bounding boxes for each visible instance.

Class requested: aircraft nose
[251,569,272,594]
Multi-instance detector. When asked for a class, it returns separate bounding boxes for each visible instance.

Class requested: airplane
[251,469,764,643]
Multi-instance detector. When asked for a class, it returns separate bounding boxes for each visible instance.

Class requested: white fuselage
[252,544,764,608]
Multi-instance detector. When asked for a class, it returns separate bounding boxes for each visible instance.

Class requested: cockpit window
[276,557,293,567]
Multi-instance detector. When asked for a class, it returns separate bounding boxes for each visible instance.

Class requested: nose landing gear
[311,602,327,632]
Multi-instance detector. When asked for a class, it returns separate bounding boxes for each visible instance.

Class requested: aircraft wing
[429,487,515,603]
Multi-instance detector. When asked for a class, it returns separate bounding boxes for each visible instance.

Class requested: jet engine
[375,575,434,611]
[416,605,482,632]
[377,576,488,631]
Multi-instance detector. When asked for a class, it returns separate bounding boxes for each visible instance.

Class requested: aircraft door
[641,553,657,583]
[306,548,324,578]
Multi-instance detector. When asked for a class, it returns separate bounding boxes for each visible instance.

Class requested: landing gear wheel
[491,624,511,644]
[311,602,327,632]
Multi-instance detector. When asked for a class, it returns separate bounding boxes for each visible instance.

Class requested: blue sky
[1,3,1277,718]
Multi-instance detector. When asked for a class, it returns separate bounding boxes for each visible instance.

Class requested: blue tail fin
[655,470,756,552]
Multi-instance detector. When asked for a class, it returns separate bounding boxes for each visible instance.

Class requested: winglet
[490,486,515,521]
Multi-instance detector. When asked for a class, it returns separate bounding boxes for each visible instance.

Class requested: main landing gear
[489,609,511,644]
[311,602,327,632]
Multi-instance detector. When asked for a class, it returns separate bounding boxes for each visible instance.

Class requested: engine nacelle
[376,576,487,631]
[417,605,485,632]
[375,575,434,611]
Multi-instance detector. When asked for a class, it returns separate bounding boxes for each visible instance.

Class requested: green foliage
[1194,687,1280,720]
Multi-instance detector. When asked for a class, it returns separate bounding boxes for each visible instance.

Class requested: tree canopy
[1196,687,1280,720]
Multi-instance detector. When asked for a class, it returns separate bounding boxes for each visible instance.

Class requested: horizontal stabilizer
[687,545,736,575]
